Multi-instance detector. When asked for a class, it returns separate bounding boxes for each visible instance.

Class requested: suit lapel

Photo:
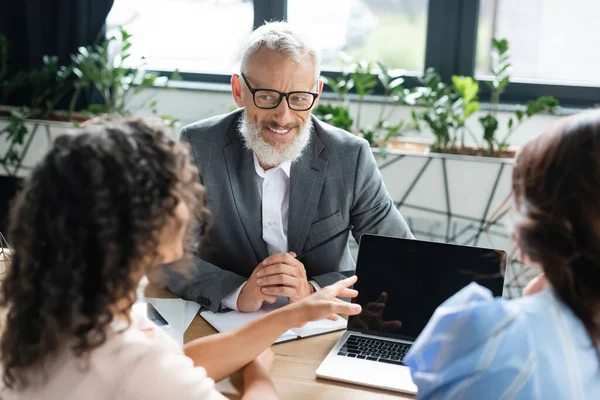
[224,120,269,262]
[288,119,328,254]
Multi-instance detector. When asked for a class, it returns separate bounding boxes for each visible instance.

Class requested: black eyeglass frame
[240,73,319,111]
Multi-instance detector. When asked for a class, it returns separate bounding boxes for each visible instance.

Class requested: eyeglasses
[240,73,319,111]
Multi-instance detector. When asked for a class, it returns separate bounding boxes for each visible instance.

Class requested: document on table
[200,297,347,344]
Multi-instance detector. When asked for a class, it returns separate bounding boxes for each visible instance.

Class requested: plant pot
[381,138,431,154]
[0,176,23,237]
[431,146,517,159]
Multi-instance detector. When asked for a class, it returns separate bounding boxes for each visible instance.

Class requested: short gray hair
[240,21,321,82]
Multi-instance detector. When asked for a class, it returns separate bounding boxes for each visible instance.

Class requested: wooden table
[144,283,413,400]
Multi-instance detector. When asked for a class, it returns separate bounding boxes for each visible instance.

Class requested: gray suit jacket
[164,109,413,311]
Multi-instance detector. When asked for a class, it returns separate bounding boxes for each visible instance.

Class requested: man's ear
[312,79,324,108]
[231,74,244,108]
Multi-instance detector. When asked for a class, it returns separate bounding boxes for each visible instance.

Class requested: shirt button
[267,182,274,189]
[267,220,275,226]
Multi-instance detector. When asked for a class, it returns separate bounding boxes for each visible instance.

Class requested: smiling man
[164,22,413,313]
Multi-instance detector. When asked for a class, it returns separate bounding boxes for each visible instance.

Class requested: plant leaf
[464,101,480,118]
[515,110,524,121]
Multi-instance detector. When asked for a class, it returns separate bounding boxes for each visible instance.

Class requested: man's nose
[270,96,294,127]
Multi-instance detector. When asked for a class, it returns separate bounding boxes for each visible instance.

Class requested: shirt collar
[252,153,291,178]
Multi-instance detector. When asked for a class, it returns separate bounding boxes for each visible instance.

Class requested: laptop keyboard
[337,335,410,365]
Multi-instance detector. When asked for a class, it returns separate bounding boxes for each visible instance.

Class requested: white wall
[0,84,570,176]
[134,85,564,148]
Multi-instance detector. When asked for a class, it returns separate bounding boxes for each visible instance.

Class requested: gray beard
[238,111,312,168]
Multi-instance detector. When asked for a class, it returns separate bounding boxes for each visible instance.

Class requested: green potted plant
[314,60,419,151]
[407,38,559,157]
[404,69,483,154]
[1,27,179,173]
[0,28,178,233]
[478,39,559,156]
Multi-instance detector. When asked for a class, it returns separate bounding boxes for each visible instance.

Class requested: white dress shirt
[221,153,320,311]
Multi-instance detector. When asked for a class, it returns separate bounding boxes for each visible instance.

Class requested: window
[104,0,599,107]
[106,0,253,74]
[476,0,600,86]
[287,0,429,72]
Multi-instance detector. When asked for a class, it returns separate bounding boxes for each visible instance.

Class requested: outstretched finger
[333,298,356,310]
[333,300,361,316]
[337,288,358,298]
[331,275,358,292]
[334,298,351,304]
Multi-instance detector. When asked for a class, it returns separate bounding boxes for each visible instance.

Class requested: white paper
[184,301,201,331]
[135,298,201,346]
[200,297,346,344]
[135,277,202,346]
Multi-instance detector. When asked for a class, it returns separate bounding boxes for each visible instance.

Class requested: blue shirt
[404,282,600,399]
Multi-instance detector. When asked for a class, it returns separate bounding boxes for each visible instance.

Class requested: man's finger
[375,292,388,304]
[262,294,278,304]
[261,285,297,297]
[257,273,297,287]
[257,263,298,279]
[261,252,300,268]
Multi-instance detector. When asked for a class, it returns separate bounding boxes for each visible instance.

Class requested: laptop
[316,234,506,394]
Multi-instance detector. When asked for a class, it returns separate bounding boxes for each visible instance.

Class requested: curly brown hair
[512,109,600,353]
[0,118,208,390]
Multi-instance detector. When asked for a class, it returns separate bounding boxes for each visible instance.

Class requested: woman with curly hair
[0,118,361,399]
[404,109,600,399]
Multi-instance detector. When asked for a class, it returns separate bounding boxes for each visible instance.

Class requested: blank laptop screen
[347,234,506,341]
